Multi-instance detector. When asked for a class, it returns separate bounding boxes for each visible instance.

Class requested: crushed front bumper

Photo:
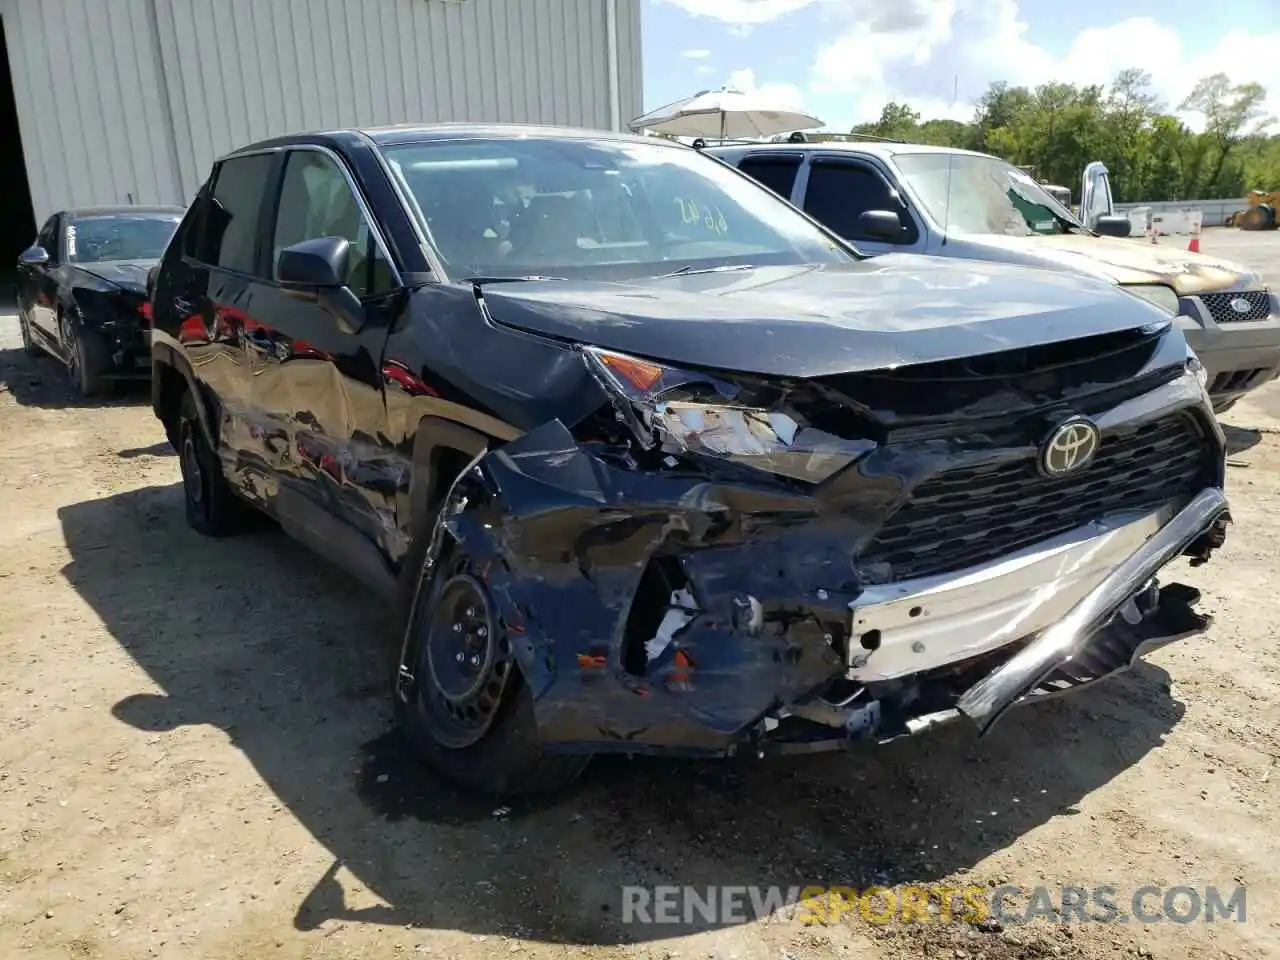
[402,370,1228,758]
[955,487,1227,732]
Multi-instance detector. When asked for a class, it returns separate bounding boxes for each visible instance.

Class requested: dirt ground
[2,229,1280,960]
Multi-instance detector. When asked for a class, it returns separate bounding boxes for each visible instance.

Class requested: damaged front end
[395,332,1229,758]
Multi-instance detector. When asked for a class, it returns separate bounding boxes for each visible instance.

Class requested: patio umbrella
[629,87,823,140]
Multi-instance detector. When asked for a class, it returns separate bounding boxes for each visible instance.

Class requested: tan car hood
[967,233,1264,296]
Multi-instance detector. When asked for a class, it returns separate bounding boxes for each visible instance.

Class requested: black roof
[65,204,185,219]
[223,123,681,159]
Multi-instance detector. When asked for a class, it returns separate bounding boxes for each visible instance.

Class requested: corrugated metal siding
[2,0,182,221]
[2,0,643,224]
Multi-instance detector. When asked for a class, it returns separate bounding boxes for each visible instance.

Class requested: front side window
[66,214,180,264]
[893,153,1081,238]
[380,137,854,281]
[202,153,274,274]
[271,150,394,298]
[802,162,918,245]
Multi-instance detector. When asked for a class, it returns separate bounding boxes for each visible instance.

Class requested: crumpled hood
[75,259,156,295]
[477,257,1176,378]
[960,233,1264,296]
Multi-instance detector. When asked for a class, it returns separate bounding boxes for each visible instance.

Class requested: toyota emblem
[1040,419,1101,477]
[1229,297,1253,315]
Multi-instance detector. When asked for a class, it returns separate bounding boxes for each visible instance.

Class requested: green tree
[851,101,921,141]
[835,70,1274,202]
[1180,73,1273,195]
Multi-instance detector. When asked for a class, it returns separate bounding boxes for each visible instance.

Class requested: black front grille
[858,413,1209,583]
[1200,291,1272,323]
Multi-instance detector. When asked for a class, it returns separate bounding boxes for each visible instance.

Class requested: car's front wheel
[61,312,110,397]
[390,535,590,797]
[177,390,248,537]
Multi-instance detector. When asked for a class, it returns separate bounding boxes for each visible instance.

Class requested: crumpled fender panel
[420,420,865,756]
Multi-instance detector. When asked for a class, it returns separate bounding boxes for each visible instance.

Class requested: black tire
[390,529,590,798]
[177,389,248,537]
[62,312,111,397]
[1239,204,1276,232]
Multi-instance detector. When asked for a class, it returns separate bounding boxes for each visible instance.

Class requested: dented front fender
[403,419,867,755]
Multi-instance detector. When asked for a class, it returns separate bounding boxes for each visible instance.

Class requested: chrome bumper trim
[956,487,1228,732]
[846,503,1176,683]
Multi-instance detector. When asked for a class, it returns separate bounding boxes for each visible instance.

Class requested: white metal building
[0,0,643,255]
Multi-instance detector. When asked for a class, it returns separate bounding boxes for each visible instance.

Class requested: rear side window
[737,157,802,201]
[202,154,274,274]
[802,162,918,245]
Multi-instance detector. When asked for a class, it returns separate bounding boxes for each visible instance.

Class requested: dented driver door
[247,146,406,577]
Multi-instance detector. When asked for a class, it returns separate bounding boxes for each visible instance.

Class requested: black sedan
[15,205,183,396]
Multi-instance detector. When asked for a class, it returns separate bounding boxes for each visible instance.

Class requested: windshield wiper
[656,263,757,279]
[468,275,569,284]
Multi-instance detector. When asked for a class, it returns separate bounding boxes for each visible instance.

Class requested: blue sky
[641,0,1280,133]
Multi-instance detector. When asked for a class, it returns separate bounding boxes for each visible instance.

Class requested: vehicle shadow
[0,346,149,409]
[118,441,175,459]
[60,484,1186,945]
[1220,423,1263,457]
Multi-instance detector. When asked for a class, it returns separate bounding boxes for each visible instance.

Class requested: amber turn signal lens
[599,351,664,393]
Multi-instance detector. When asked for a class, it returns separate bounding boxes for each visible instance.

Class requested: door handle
[172,297,196,315]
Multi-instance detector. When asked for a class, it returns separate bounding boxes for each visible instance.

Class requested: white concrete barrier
[1127,206,1151,235]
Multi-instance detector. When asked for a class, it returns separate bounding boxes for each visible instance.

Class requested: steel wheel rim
[180,428,204,508]
[414,570,512,749]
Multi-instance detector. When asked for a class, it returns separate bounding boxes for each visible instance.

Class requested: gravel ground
[1,228,1279,960]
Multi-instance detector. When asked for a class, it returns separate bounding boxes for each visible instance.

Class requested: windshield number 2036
[674,198,730,236]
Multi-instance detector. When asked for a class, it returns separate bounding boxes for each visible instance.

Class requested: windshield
[381,137,854,280]
[67,215,180,264]
[893,153,1080,238]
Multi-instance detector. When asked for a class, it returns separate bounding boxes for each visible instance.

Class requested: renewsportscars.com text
[620,884,1247,926]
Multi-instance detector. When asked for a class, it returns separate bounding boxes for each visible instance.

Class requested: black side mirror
[277,236,365,334]
[857,209,903,241]
[278,236,350,287]
[1094,215,1132,239]
[19,245,49,267]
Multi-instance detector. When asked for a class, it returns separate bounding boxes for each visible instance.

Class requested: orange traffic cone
[1188,233,1200,253]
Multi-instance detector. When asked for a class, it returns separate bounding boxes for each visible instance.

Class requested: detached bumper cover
[955,487,1228,732]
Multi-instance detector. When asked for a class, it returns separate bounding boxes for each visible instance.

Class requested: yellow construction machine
[1226,190,1280,230]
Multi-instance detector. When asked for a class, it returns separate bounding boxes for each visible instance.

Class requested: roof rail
[814,132,908,145]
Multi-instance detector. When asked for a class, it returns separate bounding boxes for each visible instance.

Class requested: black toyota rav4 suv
[149,124,1230,797]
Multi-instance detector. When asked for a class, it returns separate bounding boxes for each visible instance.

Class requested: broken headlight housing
[582,346,873,483]
[1186,347,1209,392]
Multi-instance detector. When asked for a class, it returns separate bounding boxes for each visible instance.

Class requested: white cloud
[657,0,1280,132]
[726,67,805,110]
[681,48,712,58]
[804,0,1280,131]
[972,13,1280,132]
[655,0,829,25]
